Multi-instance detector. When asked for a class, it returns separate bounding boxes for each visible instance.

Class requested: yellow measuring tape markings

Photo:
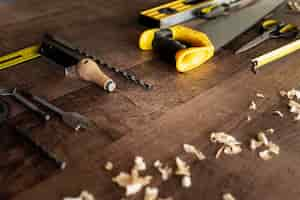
[252,39,300,71]
[0,45,41,71]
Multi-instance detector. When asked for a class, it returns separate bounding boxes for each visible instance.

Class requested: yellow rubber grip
[139,25,215,73]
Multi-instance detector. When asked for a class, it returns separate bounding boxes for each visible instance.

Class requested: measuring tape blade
[0,45,41,71]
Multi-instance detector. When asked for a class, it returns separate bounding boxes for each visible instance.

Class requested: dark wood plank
[0,0,299,199]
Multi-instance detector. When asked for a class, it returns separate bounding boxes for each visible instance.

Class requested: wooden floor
[0,1,300,199]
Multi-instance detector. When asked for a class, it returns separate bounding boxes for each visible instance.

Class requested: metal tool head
[0,88,13,96]
[62,112,94,131]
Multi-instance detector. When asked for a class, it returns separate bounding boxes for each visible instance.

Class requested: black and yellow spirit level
[139,0,216,27]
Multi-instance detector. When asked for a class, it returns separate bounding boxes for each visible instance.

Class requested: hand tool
[139,0,257,27]
[65,58,116,92]
[0,99,66,170]
[251,38,300,72]
[0,35,152,91]
[23,91,93,131]
[40,34,152,90]
[0,88,51,121]
[235,19,299,54]
[139,25,215,72]
[0,45,41,71]
[15,126,67,170]
[139,0,285,72]
[195,0,257,19]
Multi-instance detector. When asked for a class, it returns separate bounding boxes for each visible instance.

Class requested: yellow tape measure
[0,45,41,71]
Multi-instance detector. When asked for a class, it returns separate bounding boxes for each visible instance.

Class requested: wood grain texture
[0,0,299,200]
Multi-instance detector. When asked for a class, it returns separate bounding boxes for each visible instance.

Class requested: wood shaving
[105,161,114,171]
[175,157,192,188]
[256,93,265,98]
[210,132,242,157]
[153,160,173,181]
[134,156,147,171]
[266,128,275,134]
[257,132,269,146]
[249,101,257,111]
[63,191,95,200]
[112,169,152,196]
[272,111,284,118]
[288,100,300,120]
[154,160,163,168]
[259,142,280,161]
[158,198,174,200]
[144,187,159,200]
[250,139,263,151]
[223,145,242,155]
[216,145,225,159]
[183,144,206,160]
[222,193,236,200]
[280,89,300,99]
[175,157,191,177]
[247,115,252,122]
[181,176,192,188]
[288,0,300,12]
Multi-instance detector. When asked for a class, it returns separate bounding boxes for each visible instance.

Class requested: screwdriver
[196,0,257,19]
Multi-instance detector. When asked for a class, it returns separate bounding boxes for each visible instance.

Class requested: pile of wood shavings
[107,144,206,199]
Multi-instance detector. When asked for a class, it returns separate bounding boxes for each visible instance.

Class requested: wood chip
[247,115,252,122]
[289,100,300,120]
[257,132,269,146]
[158,198,174,200]
[112,169,152,196]
[259,142,280,161]
[181,176,192,188]
[153,160,173,181]
[281,88,300,99]
[175,157,192,188]
[266,128,275,134]
[183,144,206,160]
[250,139,263,151]
[272,111,284,118]
[210,132,242,157]
[105,161,114,171]
[144,187,159,200]
[134,156,147,171]
[223,193,236,200]
[63,191,95,200]
[216,145,225,159]
[256,93,265,98]
[175,157,191,177]
[249,101,257,111]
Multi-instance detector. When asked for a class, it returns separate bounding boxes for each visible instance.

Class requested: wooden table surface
[0,1,300,199]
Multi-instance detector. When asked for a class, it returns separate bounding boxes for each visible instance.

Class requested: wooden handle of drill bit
[76,58,116,92]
